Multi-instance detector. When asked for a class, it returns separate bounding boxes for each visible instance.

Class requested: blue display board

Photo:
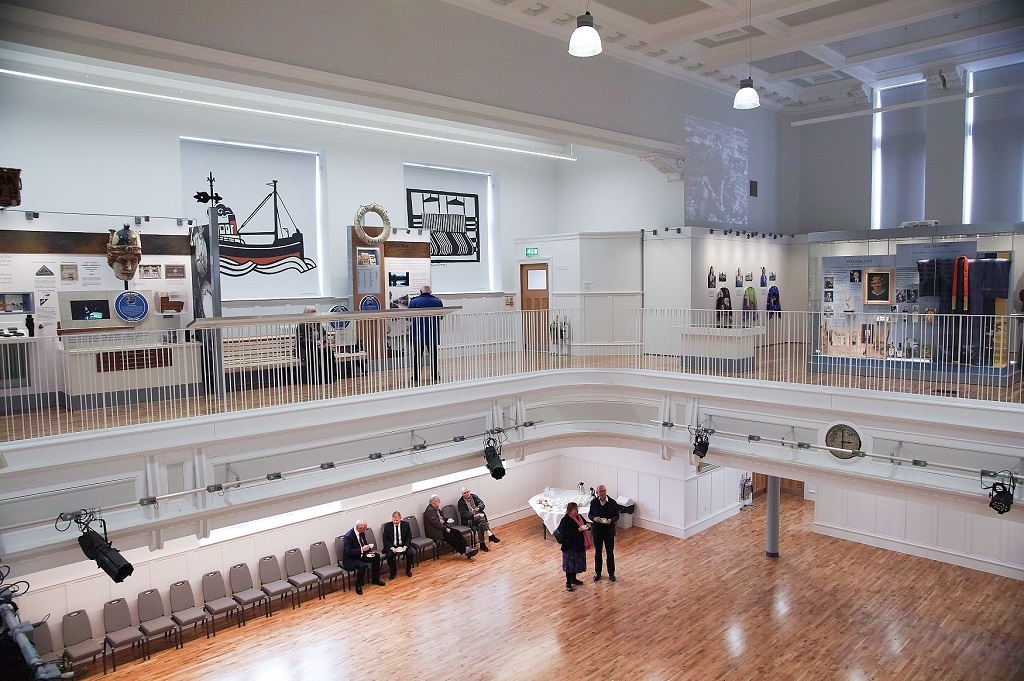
[329,304,350,330]
[113,291,149,323]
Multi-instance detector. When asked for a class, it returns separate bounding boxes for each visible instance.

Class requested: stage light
[483,437,505,480]
[78,528,134,583]
[989,482,1014,514]
[693,427,710,458]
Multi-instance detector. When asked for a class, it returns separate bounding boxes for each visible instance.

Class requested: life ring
[353,203,391,245]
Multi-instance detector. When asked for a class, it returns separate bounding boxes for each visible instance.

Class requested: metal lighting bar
[39,422,540,524]
[654,421,1023,484]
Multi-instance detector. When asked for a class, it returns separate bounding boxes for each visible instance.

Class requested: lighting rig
[54,509,134,583]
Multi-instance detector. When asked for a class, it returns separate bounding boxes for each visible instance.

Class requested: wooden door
[520,263,549,350]
[752,473,805,497]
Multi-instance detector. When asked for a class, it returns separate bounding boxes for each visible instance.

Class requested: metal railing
[1,308,1020,442]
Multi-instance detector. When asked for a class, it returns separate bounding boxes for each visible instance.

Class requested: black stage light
[989,482,1014,514]
[483,438,505,480]
[78,529,134,583]
[693,427,710,458]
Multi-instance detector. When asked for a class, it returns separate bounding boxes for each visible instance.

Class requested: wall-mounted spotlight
[983,471,1016,514]
[24,211,39,220]
[693,427,710,458]
[58,510,134,583]
[709,229,715,234]
[676,228,681,234]
[134,216,143,225]
[483,436,505,480]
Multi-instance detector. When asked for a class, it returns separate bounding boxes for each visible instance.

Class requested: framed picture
[863,269,893,304]
[139,264,162,279]
[164,264,186,279]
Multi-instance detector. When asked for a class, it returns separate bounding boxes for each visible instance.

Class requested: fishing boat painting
[214,180,317,277]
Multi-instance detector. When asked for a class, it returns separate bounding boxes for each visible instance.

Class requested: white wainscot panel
[814,486,846,527]
[74,573,114,623]
[560,456,579,490]
[188,545,226,586]
[967,513,1003,562]
[17,585,69,649]
[845,490,877,534]
[109,561,151,619]
[1005,519,1024,567]
[696,475,713,520]
[576,460,599,492]
[617,469,639,505]
[254,527,289,563]
[221,536,257,575]
[313,513,344,555]
[873,495,907,539]
[684,478,699,524]
[936,508,968,554]
[904,501,937,546]
[659,478,685,527]
[637,472,660,520]
[710,469,725,513]
[286,520,319,557]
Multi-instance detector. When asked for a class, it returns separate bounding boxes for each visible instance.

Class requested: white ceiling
[443,0,1024,110]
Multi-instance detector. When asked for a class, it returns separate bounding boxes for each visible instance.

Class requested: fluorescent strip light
[403,162,491,176]
[871,88,882,231]
[0,68,577,161]
[180,135,319,155]
[963,71,974,224]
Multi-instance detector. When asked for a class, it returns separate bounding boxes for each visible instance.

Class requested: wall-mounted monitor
[69,299,111,321]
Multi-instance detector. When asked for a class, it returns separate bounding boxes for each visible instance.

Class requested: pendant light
[569,5,602,58]
[733,0,759,109]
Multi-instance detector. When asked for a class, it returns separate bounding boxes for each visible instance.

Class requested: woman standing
[557,502,592,592]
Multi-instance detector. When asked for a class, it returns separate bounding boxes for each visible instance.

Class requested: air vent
[522,3,549,16]
[625,40,648,51]
[550,13,573,25]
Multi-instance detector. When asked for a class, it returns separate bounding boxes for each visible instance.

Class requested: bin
[616,496,635,529]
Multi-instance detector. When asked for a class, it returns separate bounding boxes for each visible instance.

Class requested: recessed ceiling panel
[598,0,710,25]
[752,51,826,76]
[779,0,889,28]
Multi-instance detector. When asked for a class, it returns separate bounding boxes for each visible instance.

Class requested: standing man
[342,519,386,595]
[458,486,501,551]
[588,485,620,582]
[408,285,443,383]
[423,495,478,559]
[382,511,415,579]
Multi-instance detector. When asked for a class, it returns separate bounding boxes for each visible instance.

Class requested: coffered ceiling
[441,0,1024,111]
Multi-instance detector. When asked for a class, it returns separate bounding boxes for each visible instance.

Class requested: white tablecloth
[529,489,594,533]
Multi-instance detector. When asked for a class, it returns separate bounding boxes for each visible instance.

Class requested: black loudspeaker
[749,180,758,197]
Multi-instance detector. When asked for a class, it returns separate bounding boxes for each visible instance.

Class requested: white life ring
[353,203,391,245]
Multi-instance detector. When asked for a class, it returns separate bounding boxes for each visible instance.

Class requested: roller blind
[878,82,927,229]
[969,62,1024,223]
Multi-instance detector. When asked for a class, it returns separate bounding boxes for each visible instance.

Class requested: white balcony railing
[1,308,1020,442]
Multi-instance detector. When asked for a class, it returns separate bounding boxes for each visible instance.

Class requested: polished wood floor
[4,346,1019,442]
[70,497,1024,681]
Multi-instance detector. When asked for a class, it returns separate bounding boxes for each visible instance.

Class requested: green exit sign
[525,247,539,257]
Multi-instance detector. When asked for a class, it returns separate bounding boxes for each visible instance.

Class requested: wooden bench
[221,335,301,373]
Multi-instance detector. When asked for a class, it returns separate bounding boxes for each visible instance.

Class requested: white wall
[814,482,1024,580]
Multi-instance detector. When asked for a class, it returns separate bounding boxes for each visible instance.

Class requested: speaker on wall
[749,180,758,197]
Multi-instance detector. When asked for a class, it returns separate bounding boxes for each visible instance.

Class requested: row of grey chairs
[37,508,468,674]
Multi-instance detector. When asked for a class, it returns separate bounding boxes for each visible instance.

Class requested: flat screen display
[69,299,111,321]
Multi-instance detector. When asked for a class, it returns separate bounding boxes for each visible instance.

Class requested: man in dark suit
[588,484,620,582]
[408,285,443,383]
[457,486,501,551]
[342,519,385,595]
[423,495,478,559]
[382,511,415,579]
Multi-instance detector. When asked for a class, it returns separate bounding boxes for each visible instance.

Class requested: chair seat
[261,580,295,598]
[205,597,239,616]
[140,616,177,638]
[172,606,208,627]
[313,565,344,581]
[233,588,266,606]
[410,537,434,551]
[288,572,319,589]
[65,638,103,662]
[105,626,143,648]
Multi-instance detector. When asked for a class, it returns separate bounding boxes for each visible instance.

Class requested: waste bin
[616,496,635,529]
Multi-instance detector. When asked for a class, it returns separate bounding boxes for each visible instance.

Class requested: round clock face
[825,424,861,460]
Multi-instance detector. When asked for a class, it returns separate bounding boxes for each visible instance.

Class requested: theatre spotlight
[693,427,710,458]
[483,437,505,480]
[982,471,1016,515]
[78,527,134,583]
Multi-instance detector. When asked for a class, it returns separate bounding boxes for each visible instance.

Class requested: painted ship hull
[219,232,304,265]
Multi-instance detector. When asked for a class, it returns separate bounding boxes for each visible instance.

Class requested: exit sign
[525,247,539,257]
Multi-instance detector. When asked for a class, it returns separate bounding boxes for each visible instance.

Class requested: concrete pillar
[766,475,780,558]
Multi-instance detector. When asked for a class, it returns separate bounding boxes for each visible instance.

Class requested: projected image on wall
[685,116,748,225]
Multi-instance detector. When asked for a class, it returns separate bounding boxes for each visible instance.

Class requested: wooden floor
[71,496,1024,681]
[4,347,1020,442]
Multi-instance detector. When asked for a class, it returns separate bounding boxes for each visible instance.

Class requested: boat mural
[214,180,317,277]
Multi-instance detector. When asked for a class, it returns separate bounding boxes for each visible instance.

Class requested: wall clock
[825,423,861,459]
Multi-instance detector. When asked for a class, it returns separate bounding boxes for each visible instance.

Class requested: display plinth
[679,324,765,372]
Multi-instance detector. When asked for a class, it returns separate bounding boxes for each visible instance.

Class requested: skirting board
[632,502,742,540]
[814,521,1024,581]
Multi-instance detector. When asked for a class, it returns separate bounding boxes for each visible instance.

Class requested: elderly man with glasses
[457,486,501,551]
[423,495,478,559]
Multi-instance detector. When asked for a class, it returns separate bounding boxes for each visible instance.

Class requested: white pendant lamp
[569,11,602,57]
[733,77,760,109]
[733,0,760,109]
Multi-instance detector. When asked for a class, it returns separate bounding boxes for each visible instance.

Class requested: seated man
[423,495,478,559]
[382,511,415,580]
[457,486,501,551]
[342,519,385,595]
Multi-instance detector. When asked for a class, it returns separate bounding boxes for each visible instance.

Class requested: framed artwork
[164,264,187,279]
[406,188,481,263]
[139,264,162,279]
[863,269,893,304]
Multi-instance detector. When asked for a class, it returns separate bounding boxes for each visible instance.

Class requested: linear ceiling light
[733,0,759,110]
[0,68,577,161]
[569,11,602,57]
